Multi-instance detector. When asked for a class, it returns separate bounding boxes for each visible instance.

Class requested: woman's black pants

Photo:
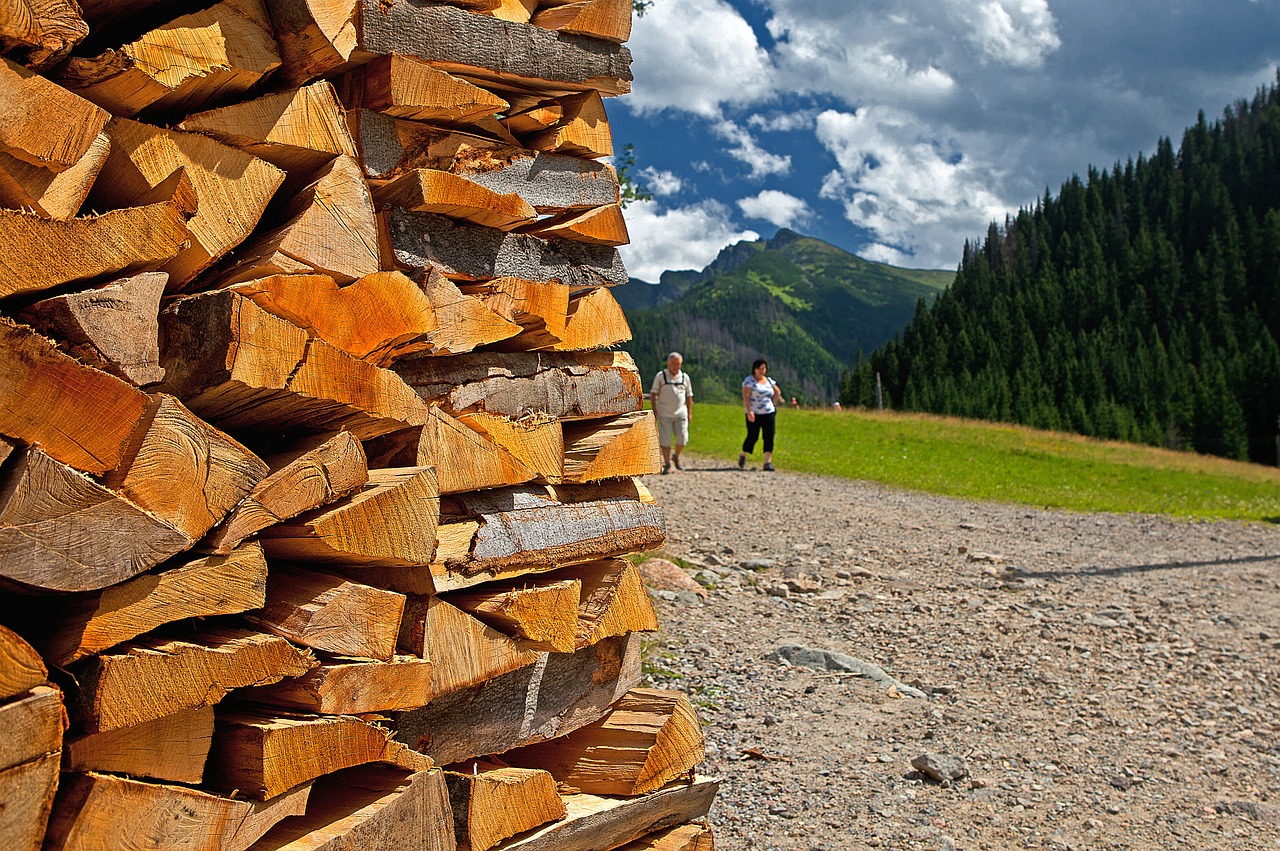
[742,411,776,454]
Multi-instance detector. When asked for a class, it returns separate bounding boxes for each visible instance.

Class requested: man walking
[649,352,693,474]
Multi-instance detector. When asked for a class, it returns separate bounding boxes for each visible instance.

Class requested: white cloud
[971,0,1061,69]
[737,190,812,229]
[626,0,775,117]
[747,111,818,133]
[815,106,1010,268]
[619,200,759,281]
[637,167,684,197]
[714,120,792,178]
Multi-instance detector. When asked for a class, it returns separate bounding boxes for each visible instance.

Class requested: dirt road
[640,459,1280,850]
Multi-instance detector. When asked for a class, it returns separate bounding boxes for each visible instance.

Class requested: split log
[44,772,311,851]
[388,210,628,287]
[392,632,641,765]
[240,655,434,714]
[0,0,87,70]
[502,689,705,796]
[430,482,665,587]
[485,0,538,23]
[246,567,405,661]
[502,102,563,137]
[57,1,281,119]
[492,778,720,851]
[0,168,196,300]
[446,579,581,652]
[90,118,285,287]
[159,290,430,439]
[374,169,536,230]
[417,268,524,353]
[464,277,568,348]
[205,432,368,554]
[528,204,628,246]
[226,272,431,365]
[445,764,565,851]
[353,112,619,212]
[248,766,455,851]
[338,54,508,125]
[103,393,268,541]
[0,752,59,851]
[365,407,535,494]
[0,685,63,851]
[225,269,519,363]
[397,596,541,696]
[19,271,167,385]
[0,625,46,701]
[0,318,149,474]
[617,824,713,851]
[215,154,381,286]
[326,515,481,595]
[562,411,659,483]
[0,56,107,171]
[455,151,618,214]
[0,685,63,772]
[549,287,632,351]
[22,543,268,668]
[271,0,631,94]
[532,0,632,44]
[258,466,438,568]
[457,413,564,483]
[180,81,358,176]
[234,267,519,363]
[63,705,212,784]
[0,130,108,219]
[72,626,315,733]
[362,1,631,94]
[206,709,431,800]
[394,350,644,420]
[0,445,191,594]
[525,92,612,159]
[560,559,657,649]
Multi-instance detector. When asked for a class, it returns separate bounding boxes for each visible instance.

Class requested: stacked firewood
[0,1,718,849]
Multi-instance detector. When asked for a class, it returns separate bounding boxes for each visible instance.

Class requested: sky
[611,0,1280,282]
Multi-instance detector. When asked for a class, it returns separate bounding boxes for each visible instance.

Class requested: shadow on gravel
[1018,551,1280,580]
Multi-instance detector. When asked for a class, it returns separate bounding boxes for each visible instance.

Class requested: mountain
[619,229,953,403]
[845,74,1280,464]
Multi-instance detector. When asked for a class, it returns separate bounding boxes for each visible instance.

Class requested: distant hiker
[790,396,799,408]
[739,358,783,472]
[649,351,693,474]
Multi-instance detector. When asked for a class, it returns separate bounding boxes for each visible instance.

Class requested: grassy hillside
[678,404,1280,521]
[621,230,952,404]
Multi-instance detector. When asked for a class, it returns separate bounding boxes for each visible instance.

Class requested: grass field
[677,403,1280,521]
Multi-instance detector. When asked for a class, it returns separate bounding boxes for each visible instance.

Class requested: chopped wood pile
[0,1,718,848]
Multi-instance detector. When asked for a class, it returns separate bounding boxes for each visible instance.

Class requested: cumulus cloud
[815,107,1010,267]
[637,167,684,197]
[714,120,792,178]
[970,0,1062,69]
[626,0,775,116]
[619,200,759,281]
[737,190,812,229]
[747,110,819,132]
[619,0,1279,271]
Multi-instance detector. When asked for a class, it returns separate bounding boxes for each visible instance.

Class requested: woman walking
[739,359,783,471]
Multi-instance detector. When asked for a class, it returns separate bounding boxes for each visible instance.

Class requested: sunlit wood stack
[0,0,718,848]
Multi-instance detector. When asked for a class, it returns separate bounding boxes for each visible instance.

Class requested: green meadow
[677,404,1280,522]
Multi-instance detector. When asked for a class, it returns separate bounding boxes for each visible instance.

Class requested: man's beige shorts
[656,415,689,448]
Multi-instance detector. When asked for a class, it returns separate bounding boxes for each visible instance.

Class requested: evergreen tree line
[842,73,1280,463]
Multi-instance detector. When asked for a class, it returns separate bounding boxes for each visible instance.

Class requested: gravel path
[639,458,1280,850]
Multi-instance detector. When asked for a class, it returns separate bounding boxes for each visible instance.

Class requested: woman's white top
[742,375,778,415]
